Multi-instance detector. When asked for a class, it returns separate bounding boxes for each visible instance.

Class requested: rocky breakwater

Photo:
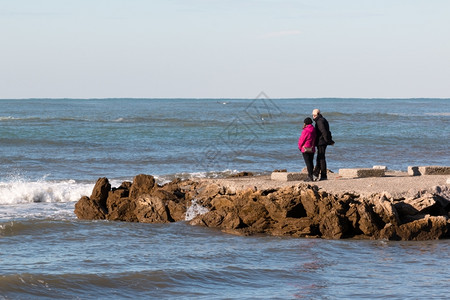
[74,174,450,240]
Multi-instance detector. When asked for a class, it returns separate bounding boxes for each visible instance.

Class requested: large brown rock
[396,215,449,240]
[398,193,446,216]
[370,195,400,226]
[135,195,173,223]
[271,218,318,237]
[319,210,349,239]
[167,200,187,222]
[107,196,138,222]
[90,177,111,209]
[356,201,383,236]
[74,196,107,220]
[129,174,156,199]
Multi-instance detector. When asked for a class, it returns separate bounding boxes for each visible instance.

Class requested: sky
[1,0,450,99]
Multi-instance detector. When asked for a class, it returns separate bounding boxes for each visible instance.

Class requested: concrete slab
[271,172,307,181]
[419,166,450,175]
[408,166,450,176]
[339,168,385,178]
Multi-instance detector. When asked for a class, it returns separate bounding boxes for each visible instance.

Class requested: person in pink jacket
[298,117,316,182]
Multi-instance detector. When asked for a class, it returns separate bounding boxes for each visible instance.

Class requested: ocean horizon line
[1,97,449,101]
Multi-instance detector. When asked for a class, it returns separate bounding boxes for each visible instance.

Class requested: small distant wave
[0,177,93,205]
[0,116,39,121]
[387,112,450,117]
[425,112,450,116]
[0,116,87,122]
[0,116,16,121]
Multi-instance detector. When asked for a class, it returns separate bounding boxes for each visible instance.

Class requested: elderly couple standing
[298,109,334,182]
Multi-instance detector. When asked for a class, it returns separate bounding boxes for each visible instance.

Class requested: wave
[0,267,288,299]
[0,177,93,205]
[0,219,77,236]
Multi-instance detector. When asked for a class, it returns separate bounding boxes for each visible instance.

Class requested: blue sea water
[1,98,449,299]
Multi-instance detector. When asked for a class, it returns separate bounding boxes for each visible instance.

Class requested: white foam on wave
[0,177,94,205]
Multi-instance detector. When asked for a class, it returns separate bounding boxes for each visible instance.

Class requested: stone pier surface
[271,172,307,181]
[408,166,450,176]
[339,168,385,178]
[74,173,450,241]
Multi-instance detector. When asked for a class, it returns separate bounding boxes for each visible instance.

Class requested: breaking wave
[0,176,93,205]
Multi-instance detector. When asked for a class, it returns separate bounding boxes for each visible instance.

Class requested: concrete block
[271,172,307,181]
[373,165,387,171]
[408,166,420,176]
[408,166,450,176]
[447,178,450,185]
[418,166,450,175]
[339,168,385,178]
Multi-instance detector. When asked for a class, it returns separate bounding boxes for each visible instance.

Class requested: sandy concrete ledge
[202,171,449,198]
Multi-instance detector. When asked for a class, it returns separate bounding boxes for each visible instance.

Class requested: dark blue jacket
[314,114,334,146]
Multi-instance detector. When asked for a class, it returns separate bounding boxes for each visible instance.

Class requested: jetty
[74,166,450,241]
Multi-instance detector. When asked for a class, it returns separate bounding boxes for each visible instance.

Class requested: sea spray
[185,199,209,221]
[0,177,93,205]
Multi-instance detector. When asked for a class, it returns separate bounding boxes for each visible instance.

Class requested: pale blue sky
[1,0,449,98]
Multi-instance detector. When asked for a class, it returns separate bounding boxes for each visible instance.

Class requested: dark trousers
[302,152,314,179]
[313,145,327,178]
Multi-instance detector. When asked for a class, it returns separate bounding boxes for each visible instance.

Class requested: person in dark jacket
[312,109,334,181]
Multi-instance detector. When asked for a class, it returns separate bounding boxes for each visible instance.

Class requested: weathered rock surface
[74,174,450,241]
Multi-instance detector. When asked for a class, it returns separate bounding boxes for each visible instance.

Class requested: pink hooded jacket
[298,124,316,153]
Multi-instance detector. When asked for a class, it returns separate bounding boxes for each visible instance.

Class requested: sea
[1,97,449,299]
